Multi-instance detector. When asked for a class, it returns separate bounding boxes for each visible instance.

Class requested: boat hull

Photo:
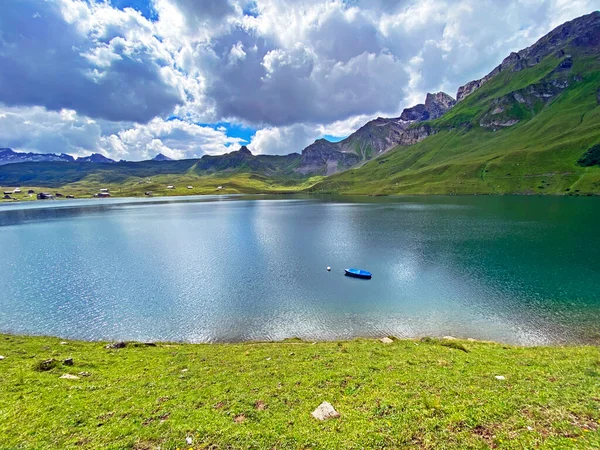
[344,269,372,279]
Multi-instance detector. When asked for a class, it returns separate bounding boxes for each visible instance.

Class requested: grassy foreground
[0,335,599,449]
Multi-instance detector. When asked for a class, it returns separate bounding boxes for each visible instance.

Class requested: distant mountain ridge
[0,148,75,165]
[0,148,117,165]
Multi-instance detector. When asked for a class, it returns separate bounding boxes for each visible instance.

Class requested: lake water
[0,195,599,345]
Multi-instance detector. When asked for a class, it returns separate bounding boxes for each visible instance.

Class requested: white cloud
[0,106,243,160]
[249,124,320,155]
[0,0,596,159]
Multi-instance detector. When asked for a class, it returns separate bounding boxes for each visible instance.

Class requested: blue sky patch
[109,0,157,21]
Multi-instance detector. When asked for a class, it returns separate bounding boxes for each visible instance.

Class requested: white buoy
[327,266,331,271]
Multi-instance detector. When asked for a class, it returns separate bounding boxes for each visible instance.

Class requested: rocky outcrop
[399,92,456,122]
[425,92,457,119]
[479,59,574,130]
[397,124,435,146]
[337,117,409,157]
[297,139,360,175]
[457,11,600,102]
[400,103,429,122]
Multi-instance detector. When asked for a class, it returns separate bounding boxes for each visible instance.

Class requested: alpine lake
[1,194,599,345]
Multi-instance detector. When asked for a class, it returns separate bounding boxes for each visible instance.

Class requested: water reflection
[0,195,599,345]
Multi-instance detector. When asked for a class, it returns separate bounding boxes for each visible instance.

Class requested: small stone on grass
[60,374,80,380]
[379,337,393,344]
[105,342,127,349]
[495,375,506,380]
[63,358,74,366]
[0,355,4,360]
[186,437,193,445]
[255,400,267,410]
[311,402,340,420]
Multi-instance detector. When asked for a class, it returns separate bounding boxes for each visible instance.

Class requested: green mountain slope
[312,11,600,195]
[0,146,320,198]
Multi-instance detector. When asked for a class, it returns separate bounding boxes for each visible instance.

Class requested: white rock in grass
[0,356,4,360]
[186,437,193,445]
[311,402,340,420]
[495,375,506,380]
[59,374,80,380]
[379,337,393,344]
[442,336,456,340]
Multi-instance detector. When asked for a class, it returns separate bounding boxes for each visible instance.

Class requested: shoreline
[2,189,600,207]
[1,331,597,348]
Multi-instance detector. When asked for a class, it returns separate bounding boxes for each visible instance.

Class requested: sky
[0,0,597,160]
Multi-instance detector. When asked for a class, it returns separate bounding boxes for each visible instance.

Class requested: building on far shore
[37,192,54,200]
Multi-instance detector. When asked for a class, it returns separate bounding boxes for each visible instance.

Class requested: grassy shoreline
[1,334,599,449]
[2,187,599,206]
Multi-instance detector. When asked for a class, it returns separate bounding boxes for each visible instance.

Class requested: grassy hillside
[0,334,599,449]
[0,151,321,201]
[0,173,322,202]
[311,54,600,195]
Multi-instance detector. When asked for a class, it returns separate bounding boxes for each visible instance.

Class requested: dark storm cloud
[0,0,182,123]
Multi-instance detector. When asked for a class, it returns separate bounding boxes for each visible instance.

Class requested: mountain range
[0,148,116,165]
[0,88,454,176]
[1,11,599,195]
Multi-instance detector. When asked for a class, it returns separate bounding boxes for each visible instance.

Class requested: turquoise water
[0,195,599,345]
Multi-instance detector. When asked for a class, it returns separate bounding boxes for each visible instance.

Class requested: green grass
[1,334,599,449]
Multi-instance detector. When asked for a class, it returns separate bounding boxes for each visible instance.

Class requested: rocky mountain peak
[424,92,457,120]
[400,103,428,122]
[153,153,172,161]
[77,153,116,163]
[238,145,252,155]
[399,92,456,122]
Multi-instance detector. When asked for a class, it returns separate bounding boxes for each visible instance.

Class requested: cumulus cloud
[0,106,243,160]
[249,124,319,155]
[0,0,596,158]
[0,0,184,123]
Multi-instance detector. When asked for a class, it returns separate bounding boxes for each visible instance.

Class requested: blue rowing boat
[344,268,372,279]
